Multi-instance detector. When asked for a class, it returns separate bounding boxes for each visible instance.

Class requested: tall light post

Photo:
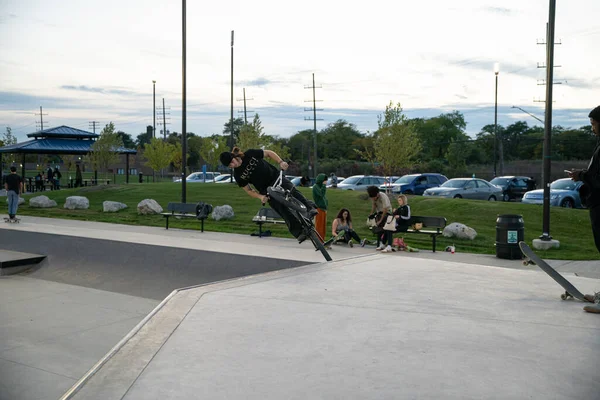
[181,0,187,203]
[230,30,234,183]
[152,80,156,139]
[493,63,499,177]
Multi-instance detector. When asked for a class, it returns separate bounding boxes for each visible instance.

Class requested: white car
[214,174,234,183]
[174,172,220,183]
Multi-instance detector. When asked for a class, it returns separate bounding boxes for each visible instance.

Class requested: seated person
[331,208,365,247]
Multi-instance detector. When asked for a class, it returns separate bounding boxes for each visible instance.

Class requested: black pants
[590,205,600,253]
[337,229,361,243]
[267,178,314,238]
[383,224,409,247]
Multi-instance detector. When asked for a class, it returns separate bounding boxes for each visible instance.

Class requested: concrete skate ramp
[0,230,309,300]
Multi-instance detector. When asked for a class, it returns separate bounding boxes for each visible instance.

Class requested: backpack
[196,202,213,219]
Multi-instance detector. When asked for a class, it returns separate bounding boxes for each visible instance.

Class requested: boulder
[64,196,90,210]
[137,199,163,215]
[5,197,25,205]
[103,201,128,213]
[212,205,234,221]
[29,195,58,208]
[443,222,477,240]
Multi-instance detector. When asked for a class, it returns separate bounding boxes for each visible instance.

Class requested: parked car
[291,176,315,187]
[327,177,345,188]
[337,175,388,191]
[379,173,448,195]
[213,174,233,183]
[522,178,585,208]
[173,171,220,183]
[423,178,503,201]
[490,176,536,202]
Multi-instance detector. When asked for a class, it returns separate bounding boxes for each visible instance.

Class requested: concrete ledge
[0,250,46,275]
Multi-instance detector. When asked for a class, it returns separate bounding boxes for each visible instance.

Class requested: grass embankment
[13,183,598,260]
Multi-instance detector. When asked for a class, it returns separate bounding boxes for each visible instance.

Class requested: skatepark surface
[0,216,599,400]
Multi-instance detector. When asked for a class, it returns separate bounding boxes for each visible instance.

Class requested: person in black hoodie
[220,147,317,243]
[381,194,412,253]
[567,105,600,313]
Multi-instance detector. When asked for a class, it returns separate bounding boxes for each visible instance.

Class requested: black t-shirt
[233,149,279,195]
[5,173,22,193]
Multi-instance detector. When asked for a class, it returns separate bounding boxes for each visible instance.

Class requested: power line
[34,106,48,131]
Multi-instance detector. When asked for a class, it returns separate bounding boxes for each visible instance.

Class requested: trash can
[495,214,524,259]
[138,172,143,183]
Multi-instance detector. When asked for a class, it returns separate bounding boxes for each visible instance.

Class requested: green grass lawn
[12,182,599,260]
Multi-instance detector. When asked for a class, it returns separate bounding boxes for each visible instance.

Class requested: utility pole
[88,121,100,134]
[304,73,323,178]
[35,106,48,131]
[237,88,254,124]
[537,3,559,246]
[152,80,157,139]
[229,30,234,183]
[157,99,171,140]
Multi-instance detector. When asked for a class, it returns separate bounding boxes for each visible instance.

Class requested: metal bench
[251,207,286,237]
[161,202,210,231]
[402,216,447,252]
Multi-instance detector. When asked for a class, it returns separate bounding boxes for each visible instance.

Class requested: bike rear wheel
[308,229,332,262]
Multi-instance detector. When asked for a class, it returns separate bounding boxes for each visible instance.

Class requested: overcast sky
[1,0,599,142]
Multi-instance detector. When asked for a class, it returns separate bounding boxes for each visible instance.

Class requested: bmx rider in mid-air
[220,147,318,243]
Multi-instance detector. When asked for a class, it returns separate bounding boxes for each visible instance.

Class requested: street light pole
[152,80,156,139]
[181,0,187,203]
[230,30,234,183]
[493,63,499,177]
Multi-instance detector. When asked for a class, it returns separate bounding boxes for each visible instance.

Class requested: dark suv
[490,176,536,202]
[379,173,448,195]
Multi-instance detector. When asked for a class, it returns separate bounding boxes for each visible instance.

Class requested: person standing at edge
[75,164,83,188]
[567,105,600,313]
[4,166,23,221]
[312,173,328,241]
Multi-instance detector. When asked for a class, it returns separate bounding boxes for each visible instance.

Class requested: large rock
[137,199,163,215]
[212,205,234,221]
[29,195,58,208]
[64,196,90,210]
[443,222,477,240]
[103,201,127,213]
[5,197,25,206]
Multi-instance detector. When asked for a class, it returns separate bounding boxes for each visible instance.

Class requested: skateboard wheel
[561,294,567,300]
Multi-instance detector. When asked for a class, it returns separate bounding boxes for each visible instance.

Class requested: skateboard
[4,217,20,223]
[519,241,592,302]
[323,231,346,247]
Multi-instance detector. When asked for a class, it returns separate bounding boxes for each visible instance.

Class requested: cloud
[60,85,145,97]
[484,7,512,15]
[238,77,272,87]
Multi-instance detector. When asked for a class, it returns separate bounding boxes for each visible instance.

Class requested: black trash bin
[495,214,524,259]
[138,172,143,183]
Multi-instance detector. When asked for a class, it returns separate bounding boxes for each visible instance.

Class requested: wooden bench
[161,202,210,231]
[400,216,447,252]
[252,207,286,237]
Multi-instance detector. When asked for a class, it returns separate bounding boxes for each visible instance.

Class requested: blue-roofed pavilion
[0,125,137,183]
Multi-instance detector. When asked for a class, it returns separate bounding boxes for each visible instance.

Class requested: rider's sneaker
[297,234,308,244]
[583,303,600,313]
[360,238,367,247]
[376,244,385,251]
[348,240,354,248]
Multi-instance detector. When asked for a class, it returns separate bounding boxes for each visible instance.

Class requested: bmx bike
[266,171,332,262]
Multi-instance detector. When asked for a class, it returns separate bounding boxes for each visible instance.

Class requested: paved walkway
[0,217,598,400]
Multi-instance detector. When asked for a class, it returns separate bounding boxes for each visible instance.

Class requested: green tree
[116,131,135,148]
[135,126,153,148]
[200,136,228,171]
[238,114,270,150]
[86,122,123,177]
[223,117,244,147]
[445,137,470,176]
[1,126,17,167]
[144,138,176,178]
[411,111,467,161]
[374,103,422,177]
[319,120,364,159]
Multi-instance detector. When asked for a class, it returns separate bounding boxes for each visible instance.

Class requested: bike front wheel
[308,229,332,262]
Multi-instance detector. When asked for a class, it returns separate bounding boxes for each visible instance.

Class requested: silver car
[337,175,388,190]
[522,178,584,208]
[423,178,502,201]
